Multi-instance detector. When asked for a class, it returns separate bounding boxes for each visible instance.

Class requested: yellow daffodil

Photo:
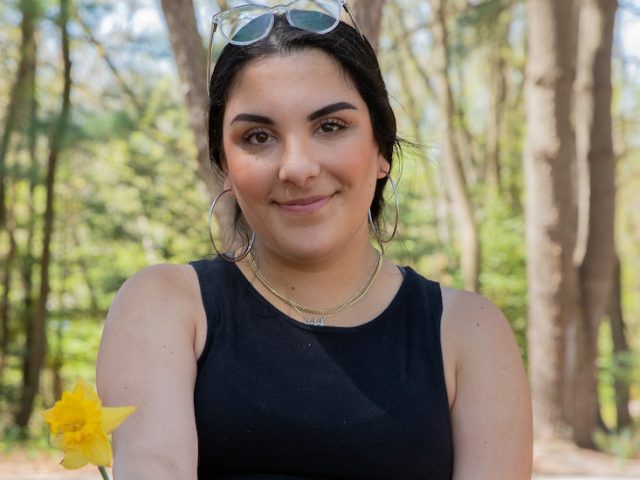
[42,377,136,470]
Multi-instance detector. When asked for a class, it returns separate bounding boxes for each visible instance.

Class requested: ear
[219,151,235,192]
[220,151,229,175]
[222,175,234,192]
[376,152,391,179]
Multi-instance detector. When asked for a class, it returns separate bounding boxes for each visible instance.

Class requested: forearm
[113,449,196,480]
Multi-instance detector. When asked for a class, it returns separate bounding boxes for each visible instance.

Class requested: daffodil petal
[61,449,88,469]
[74,377,100,404]
[101,405,136,434]
[78,431,113,467]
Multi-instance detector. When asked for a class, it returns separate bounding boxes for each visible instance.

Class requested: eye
[244,129,274,145]
[317,119,347,134]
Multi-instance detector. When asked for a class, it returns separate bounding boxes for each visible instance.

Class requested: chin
[269,235,339,263]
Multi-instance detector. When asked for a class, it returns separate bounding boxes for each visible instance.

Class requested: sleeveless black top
[190,257,453,479]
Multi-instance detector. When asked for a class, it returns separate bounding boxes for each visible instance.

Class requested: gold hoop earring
[208,188,255,262]
[369,175,399,247]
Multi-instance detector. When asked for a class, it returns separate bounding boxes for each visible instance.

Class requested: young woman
[97,2,532,478]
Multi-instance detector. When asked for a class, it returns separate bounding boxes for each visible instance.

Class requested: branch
[75,10,143,112]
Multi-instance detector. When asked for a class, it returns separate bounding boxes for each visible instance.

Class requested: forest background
[1,0,639,467]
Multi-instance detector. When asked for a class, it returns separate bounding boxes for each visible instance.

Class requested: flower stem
[98,466,110,480]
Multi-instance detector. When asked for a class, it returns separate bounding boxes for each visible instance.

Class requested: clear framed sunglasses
[207,0,364,91]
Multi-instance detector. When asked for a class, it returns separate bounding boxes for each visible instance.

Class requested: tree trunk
[608,255,632,431]
[484,10,509,188]
[568,0,617,447]
[524,0,577,441]
[350,0,386,53]
[0,0,39,229]
[159,0,238,246]
[429,0,480,292]
[15,0,72,431]
[0,194,17,385]
[15,60,40,430]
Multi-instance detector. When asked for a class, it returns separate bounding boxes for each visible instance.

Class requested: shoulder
[439,286,533,478]
[439,286,523,398]
[117,263,199,298]
[440,286,516,358]
[104,263,205,352]
[110,263,200,315]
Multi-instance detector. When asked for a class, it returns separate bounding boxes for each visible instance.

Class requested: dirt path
[533,440,640,477]
[1,441,639,479]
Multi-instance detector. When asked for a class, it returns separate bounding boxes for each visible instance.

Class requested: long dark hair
[208,15,399,235]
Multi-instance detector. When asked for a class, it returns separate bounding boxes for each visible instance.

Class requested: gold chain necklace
[248,251,383,316]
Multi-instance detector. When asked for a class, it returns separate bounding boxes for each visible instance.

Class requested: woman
[97,1,533,478]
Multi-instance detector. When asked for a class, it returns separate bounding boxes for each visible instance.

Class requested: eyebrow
[230,102,358,125]
[230,113,274,125]
[307,102,357,121]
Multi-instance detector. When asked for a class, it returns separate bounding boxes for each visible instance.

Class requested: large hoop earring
[208,188,255,262]
[369,175,399,247]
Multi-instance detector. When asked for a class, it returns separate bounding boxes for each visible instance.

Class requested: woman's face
[222,49,389,262]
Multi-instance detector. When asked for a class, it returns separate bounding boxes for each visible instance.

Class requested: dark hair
[208,15,399,236]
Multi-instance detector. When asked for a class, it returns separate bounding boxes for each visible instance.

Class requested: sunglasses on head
[207,0,364,92]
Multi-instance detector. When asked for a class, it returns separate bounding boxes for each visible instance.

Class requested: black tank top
[190,257,453,479]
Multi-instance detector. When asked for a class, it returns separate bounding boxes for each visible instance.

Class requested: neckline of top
[228,259,411,333]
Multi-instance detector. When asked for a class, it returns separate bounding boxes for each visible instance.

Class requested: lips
[276,195,332,213]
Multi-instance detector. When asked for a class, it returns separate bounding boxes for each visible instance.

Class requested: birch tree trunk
[429,0,480,292]
[568,0,617,447]
[15,0,71,430]
[524,0,577,441]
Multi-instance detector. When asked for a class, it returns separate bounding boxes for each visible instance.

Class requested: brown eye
[318,119,346,134]
[245,129,274,145]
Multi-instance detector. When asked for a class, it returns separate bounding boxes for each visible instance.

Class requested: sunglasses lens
[220,6,272,44]
[288,0,341,32]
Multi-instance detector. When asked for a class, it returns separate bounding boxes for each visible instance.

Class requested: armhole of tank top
[433,281,454,414]
[189,260,218,371]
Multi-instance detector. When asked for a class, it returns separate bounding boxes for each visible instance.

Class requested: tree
[0,0,39,230]
[524,0,577,441]
[608,255,632,432]
[567,0,617,447]
[428,0,480,292]
[0,0,39,391]
[351,0,386,52]
[159,0,234,242]
[15,0,72,430]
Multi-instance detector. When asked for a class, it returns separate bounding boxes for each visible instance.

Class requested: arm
[441,288,533,480]
[96,264,206,480]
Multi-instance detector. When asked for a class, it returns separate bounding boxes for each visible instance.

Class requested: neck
[246,239,381,312]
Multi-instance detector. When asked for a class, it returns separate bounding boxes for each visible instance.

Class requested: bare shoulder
[97,263,204,477]
[439,286,532,479]
[108,263,201,318]
[440,286,517,356]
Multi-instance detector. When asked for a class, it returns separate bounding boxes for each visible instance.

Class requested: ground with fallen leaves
[0,440,639,479]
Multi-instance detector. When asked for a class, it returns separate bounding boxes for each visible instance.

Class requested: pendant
[303,316,327,326]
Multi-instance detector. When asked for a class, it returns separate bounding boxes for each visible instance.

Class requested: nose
[277,137,320,187]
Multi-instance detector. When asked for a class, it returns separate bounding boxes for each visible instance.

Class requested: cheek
[336,139,382,183]
[225,153,274,204]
